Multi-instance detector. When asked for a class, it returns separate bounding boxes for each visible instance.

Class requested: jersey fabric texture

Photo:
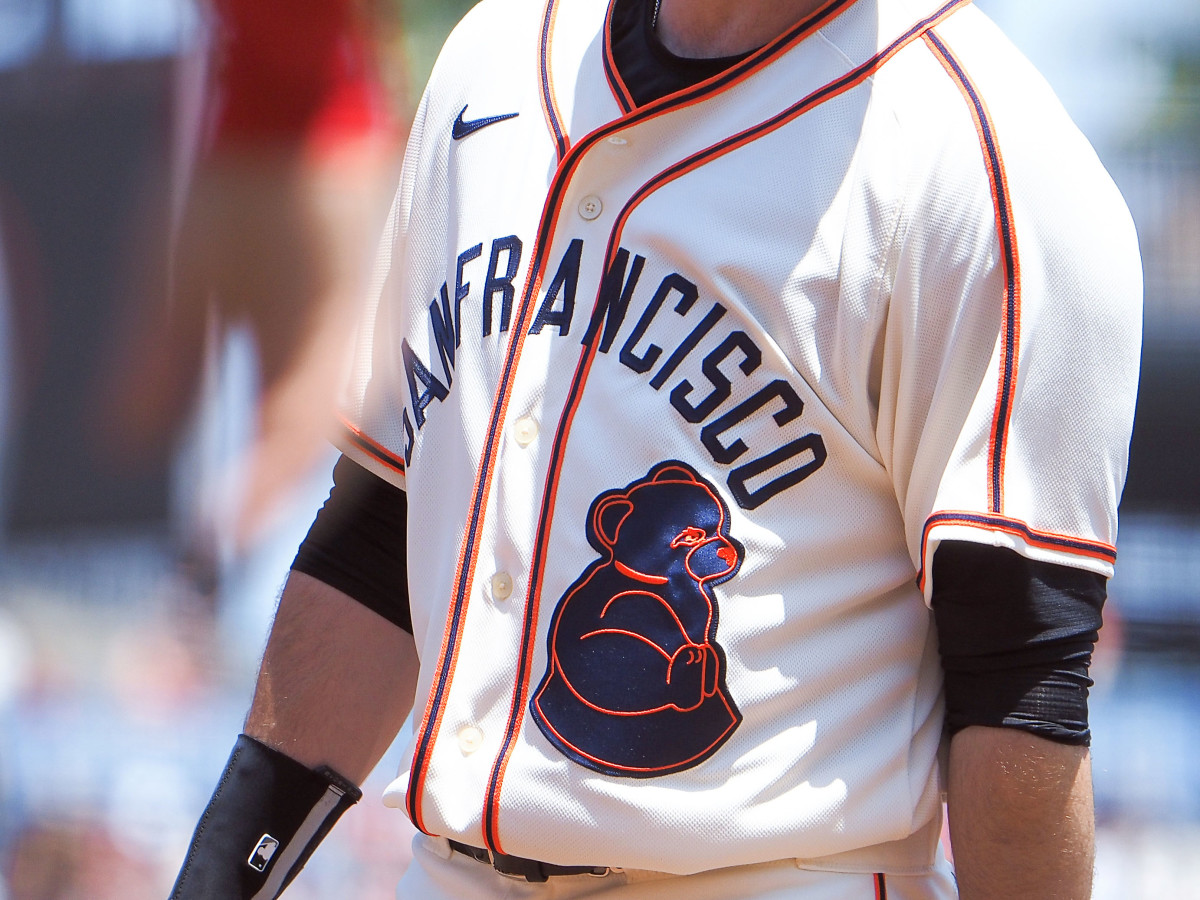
[337,0,1141,878]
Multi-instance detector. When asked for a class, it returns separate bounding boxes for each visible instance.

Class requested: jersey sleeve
[333,87,431,491]
[877,38,1143,603]
[331,0,510,493]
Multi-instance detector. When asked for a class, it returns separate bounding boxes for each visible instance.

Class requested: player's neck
[653,0,832,58]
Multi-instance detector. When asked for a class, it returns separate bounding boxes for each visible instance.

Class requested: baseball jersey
[337,0,1142,876]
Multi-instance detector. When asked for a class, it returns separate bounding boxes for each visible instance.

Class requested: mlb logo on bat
[247,834,280,872]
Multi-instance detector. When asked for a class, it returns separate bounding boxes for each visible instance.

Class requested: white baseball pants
[396,834,958,899]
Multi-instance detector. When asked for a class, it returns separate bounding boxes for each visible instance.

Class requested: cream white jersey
[337,0,1142,877]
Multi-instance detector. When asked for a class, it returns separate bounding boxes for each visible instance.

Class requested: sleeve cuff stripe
[339,418,406,474]
[918,511,1117,591]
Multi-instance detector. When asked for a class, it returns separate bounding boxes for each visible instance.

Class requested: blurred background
[0,0,1197,897]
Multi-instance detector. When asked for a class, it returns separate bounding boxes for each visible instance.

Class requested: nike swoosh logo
[452,105,519,140]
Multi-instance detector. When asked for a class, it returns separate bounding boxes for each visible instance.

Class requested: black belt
[447,839,610,883]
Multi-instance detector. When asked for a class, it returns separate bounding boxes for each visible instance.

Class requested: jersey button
[458,726,484,754]
[607,135,628,146]
[578,195,603,221]
[513,416,538,447]
[491,572,513,601]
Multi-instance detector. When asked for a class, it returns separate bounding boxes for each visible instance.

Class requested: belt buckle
[488,852,524,881]
[475,844,610,882]
[487,849,547,882]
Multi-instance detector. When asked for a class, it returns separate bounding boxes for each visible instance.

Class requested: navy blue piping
[601,0,970,263]
[926,29,1018,514]
[408,70,588,837]
[405,147,575,832]
[923,512,1118,561]
[344,429,406,474]
[610,0,858,119]
[917,510,1118,589]
[601,0,636,114]
[540,0,570,162]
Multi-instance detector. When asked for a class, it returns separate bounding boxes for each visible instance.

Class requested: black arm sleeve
[291,455,412,633]
[931,541,1106,746]
[169,735,361,899]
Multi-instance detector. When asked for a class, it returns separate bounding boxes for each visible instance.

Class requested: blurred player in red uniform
[103,0,404,546]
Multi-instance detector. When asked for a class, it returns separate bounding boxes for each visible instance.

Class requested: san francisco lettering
[400,235,828,510]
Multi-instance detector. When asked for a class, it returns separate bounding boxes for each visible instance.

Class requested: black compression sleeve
[291,455,412,633]
[931,541,1105,746]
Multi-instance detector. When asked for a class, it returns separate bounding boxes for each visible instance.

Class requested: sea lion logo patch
[530,461,742,777]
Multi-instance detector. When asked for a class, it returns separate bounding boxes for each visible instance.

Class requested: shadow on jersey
[531,461,743,777]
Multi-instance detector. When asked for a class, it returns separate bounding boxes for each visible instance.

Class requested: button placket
[577,194,603,221]
[457,725,484,755]
[490,572,514,601]
[512,415,538,447]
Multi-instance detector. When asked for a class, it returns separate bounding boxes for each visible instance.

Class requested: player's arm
[947,726,1093,899]
[248,453,418,782]
[244,570,419,785]
[169,456,416,899]
[931,541,1105,900]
